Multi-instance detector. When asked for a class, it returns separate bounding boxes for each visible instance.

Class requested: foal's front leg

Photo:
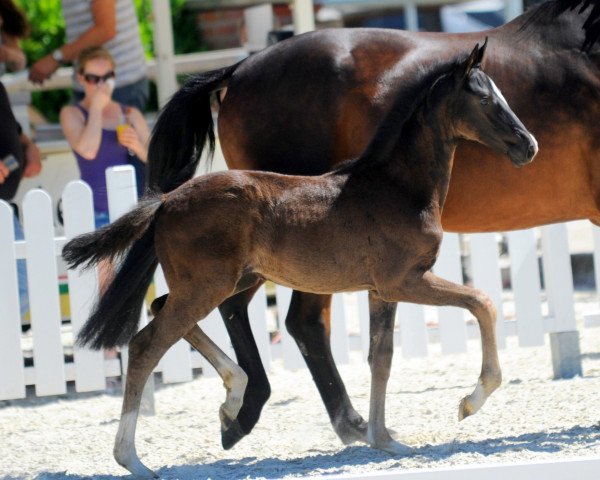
[367,294,414,455]
[401,271,502,420]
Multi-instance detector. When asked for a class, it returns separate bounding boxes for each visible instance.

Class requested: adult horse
[144,0,600,450]
[64,45,536,476]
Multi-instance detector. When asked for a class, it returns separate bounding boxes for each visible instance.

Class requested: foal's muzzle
[508,130,538,167]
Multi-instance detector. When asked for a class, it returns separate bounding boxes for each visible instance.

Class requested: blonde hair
[77,46,115,74]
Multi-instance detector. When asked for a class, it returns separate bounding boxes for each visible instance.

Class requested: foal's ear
[475,37,488,68]
[457,43,480,82]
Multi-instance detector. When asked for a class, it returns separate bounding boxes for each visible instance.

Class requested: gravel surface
[2,321,600,480]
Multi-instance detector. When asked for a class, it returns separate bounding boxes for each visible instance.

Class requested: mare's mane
[521,0,600,51]
[333,57,465,175]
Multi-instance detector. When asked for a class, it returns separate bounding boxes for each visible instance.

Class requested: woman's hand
[90,83,112,112]
[117,125,145,159]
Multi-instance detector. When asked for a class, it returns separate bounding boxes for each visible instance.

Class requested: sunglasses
[82,71,115,85]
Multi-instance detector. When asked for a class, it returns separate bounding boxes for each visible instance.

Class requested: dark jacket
[0,80,25,201]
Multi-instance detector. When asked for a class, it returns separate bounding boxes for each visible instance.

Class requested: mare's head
[441,41,538,167]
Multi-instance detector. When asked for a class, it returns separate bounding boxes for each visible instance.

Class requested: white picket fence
[0,166,598,400]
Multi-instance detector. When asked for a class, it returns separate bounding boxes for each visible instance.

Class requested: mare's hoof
[221,418,246,450]
[372,438,415,456]
[336,418,369,445]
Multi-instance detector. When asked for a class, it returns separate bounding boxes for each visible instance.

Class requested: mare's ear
[456,43,479,83]
[475,37,488,68]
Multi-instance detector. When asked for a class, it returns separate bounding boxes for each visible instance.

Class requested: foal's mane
[333,57,463,175]
[520,0,600,52]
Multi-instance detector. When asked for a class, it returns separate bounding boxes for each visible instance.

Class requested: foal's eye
[480,97,489,106]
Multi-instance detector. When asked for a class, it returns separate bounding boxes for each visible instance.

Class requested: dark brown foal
[63,43,536,476]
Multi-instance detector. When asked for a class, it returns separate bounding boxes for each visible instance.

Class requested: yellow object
[116,124,128,144]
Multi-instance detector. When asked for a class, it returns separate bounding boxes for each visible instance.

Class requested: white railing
[2,49,246,94]
[0,166,599,400]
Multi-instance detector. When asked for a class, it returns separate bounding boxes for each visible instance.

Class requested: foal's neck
[383,98,457,210]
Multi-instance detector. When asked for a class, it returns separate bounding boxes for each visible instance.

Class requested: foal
[63,43,537,477]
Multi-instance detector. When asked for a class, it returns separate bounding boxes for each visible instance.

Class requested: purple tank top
[73,104,130,213]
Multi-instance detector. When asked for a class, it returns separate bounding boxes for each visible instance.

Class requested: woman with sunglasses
[60,46,150,230]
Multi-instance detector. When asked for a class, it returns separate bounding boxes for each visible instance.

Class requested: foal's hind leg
[286,291,368,444]
[114,293,229,478]
[367,295,413,455]
[219,285,271,449]
[400,271,502,421]
[184,324,248,441]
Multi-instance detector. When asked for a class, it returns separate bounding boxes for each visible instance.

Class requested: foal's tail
[62,196,163,350]
[148,62,242,193]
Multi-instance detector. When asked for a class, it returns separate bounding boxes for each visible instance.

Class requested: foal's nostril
[526,145,536,161]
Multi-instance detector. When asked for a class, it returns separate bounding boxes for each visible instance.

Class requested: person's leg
[112,77,150,112]
[13,211,29,321]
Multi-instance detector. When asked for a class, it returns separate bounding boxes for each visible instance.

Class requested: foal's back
[155,166,441,295]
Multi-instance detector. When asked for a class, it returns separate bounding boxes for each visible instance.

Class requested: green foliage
[134,0,205,55]
[15,0,65,62]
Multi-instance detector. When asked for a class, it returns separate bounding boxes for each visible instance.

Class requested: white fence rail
[0,167,598,400]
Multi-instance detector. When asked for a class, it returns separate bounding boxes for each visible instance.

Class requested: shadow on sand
[24,423,600,480]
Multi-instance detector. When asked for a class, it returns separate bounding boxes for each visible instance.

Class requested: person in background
[0,0,42,322]
[29,0,149,111]
[60,46,149,231]
[0,0,27,73]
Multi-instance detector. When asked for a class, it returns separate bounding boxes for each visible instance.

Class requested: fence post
[507,229,544,346]
[248,285,272,373]
[155,266,193,384]
[0,201,26,399]
[63,181,106,391]
[23,189,66,396]
[433,233,468,353]
[470,233,506,349]
[198,308,236,378]
[276,285,305,370]
[583,226,600,327]
[397,302,428,358]
[106,166,154,414]
[541,224,582,378]
[331,294,350,365]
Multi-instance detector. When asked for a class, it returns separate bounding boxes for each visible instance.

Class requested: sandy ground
[2,316,600,480]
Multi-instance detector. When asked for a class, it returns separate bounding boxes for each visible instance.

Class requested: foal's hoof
[221,418,246,450]
[458,395,479,421]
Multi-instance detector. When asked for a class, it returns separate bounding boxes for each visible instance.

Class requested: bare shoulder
[59,104,84,126]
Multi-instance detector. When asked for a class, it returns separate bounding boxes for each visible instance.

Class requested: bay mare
[144,0,600,449]
[63,45,536,477]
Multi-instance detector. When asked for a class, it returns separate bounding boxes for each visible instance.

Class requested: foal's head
[442,41,538,167]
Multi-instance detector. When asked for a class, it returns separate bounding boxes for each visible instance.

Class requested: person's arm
[29,0,117,84]
[20,133,42,178]
[0,31,26,71]
[118,107,150,162]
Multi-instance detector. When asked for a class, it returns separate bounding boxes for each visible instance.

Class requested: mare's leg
[219,284,271,449]
[401,271,502,420]
[285,290,368,444]
[367,295,413,454]
[184,324,248,441]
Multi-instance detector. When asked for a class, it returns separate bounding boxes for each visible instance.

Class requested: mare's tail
[148,62,242,193]
[62,196,163,350]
